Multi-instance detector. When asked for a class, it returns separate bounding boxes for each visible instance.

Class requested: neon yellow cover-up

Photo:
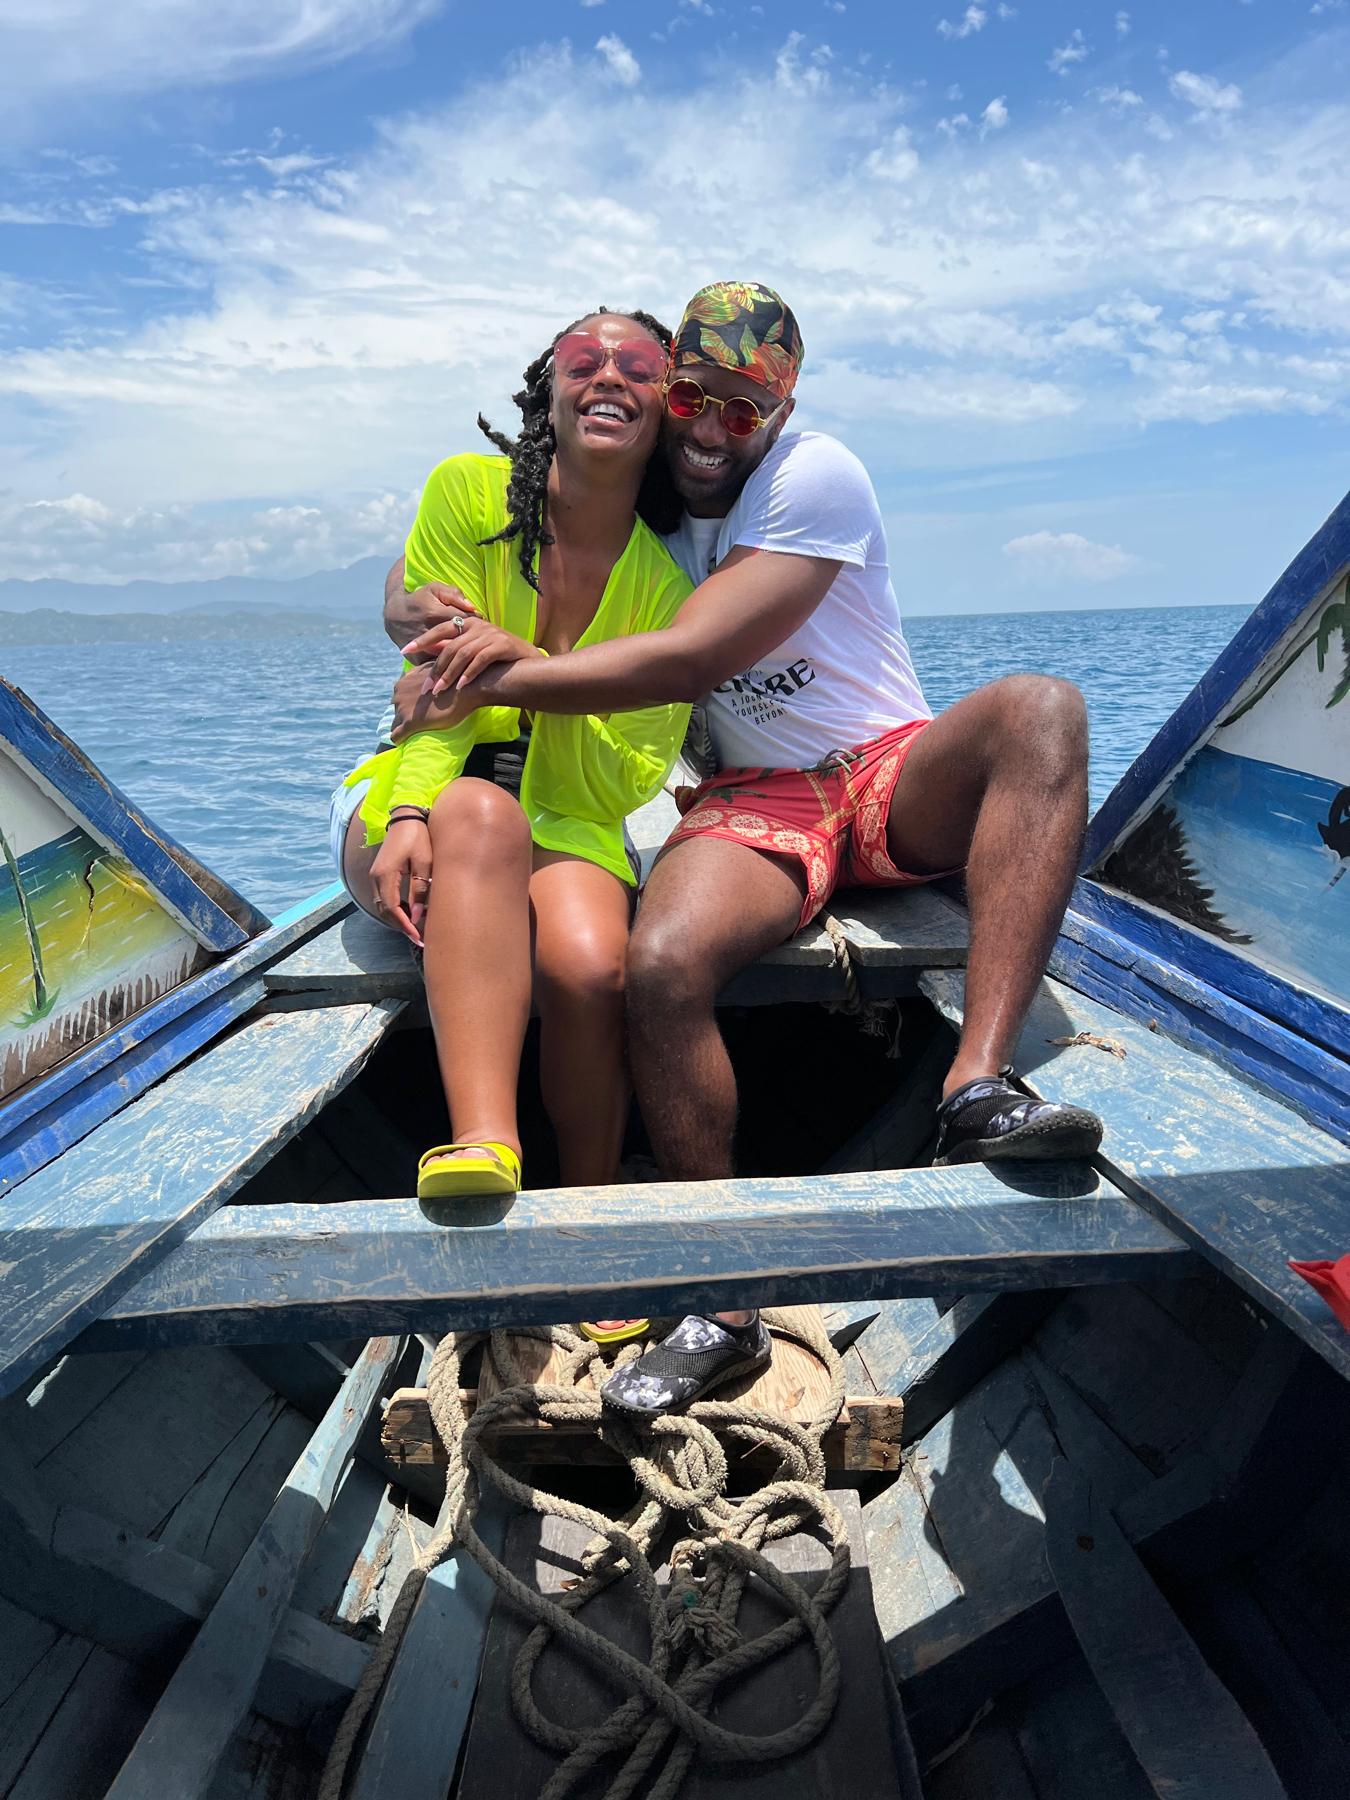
[345,453,692,887]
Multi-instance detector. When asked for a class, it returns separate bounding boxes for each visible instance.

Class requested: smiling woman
[326,306,692,1217]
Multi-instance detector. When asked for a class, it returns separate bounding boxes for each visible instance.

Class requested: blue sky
[0,0,1347,612]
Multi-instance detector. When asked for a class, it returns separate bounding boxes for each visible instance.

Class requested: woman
[331,308,691,1212]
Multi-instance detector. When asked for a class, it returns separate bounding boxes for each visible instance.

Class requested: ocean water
[3,604,1250,917]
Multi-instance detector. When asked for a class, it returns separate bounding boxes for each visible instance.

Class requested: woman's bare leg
[530,849,632,1188]
[421,780,534,1165]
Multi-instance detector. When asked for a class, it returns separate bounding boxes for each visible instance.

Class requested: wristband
[388,806,430,825]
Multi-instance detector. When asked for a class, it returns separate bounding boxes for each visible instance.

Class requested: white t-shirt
[664,431,930,770]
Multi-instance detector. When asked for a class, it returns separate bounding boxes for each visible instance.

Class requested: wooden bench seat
[262,884,970,1007]
[77,1160,1194,1354]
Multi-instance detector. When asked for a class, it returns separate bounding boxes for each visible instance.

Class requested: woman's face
[549,313,665,472]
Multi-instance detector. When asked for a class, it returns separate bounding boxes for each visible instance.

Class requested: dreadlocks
[477,307,682,592]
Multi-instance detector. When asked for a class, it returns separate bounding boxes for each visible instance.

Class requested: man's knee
[428,778,531,858]
[987,674,1087,769]
[627,911,716,1022]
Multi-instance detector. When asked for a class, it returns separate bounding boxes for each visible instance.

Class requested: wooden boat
[1,491,1346,1800]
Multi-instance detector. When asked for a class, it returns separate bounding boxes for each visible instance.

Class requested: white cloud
[0,489,414,583]
[773,30,830,93]
[1,0,440,124]
[980,96,1009,135]
[2,34,1350,579]
[1002,531,1139,583]
[1169,70,1243,118]
[865,125,919,181]
[1048,29,1089,75]
[595,33,640,84]
[1115,10,1131,34]
[580,0,605,8]
[1090,84,1143,112]
[997,5,1018,18]
[938,7,987,41]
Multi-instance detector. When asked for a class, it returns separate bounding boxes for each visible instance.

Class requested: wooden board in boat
[382,1306,905,1473]
[455,1486,921,1799]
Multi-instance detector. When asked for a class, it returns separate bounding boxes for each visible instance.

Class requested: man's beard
[667,444,748,512]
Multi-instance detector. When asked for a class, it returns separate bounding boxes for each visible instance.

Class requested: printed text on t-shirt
[713,658,816,726]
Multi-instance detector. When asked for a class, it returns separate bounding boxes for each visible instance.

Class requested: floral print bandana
[670,281,804,400]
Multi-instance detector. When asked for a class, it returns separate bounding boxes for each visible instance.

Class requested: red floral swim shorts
[659,718,943,933]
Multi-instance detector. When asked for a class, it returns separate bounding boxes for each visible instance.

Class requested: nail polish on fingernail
[420,675,434,694]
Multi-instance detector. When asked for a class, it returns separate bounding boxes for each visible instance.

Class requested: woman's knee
[537,927,628,1016]
[429,778,531,860]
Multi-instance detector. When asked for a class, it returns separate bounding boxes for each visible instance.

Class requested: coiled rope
[320,1309,850,1800]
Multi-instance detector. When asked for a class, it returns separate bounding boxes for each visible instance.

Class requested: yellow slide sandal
[416,1141,521,1201]
[577,1319,651,1345]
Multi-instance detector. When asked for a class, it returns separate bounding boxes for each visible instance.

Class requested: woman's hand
[390,581,480,654]
[369,817,433,946]
[403,615,544,695]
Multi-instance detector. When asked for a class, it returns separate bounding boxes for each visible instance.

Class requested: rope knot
[668,1583,741,1658]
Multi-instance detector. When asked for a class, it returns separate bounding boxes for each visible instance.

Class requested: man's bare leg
[884,673,1089,1095]
[626,833,807,1181]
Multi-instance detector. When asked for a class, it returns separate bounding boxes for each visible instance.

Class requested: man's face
[661,363,795,518]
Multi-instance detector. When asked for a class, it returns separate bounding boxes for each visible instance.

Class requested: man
[389,281,1101,1412]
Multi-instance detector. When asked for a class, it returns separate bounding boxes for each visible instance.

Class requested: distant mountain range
[0,555,389,620]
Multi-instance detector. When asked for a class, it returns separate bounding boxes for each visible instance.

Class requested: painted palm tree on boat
[0,821,56,1026]
[1221,574,1350,726]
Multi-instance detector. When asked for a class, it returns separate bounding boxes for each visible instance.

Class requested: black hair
[476,306,682,591]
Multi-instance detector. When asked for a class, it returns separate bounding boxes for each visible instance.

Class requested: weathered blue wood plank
[1069,880,1350,1062]
[0,885,349,1192]
[80,1163,1194,1352]
[263,881,965,1008]
[104,1336,402,1800]
[264,909,423,1001]
[1050,906,1349,1143]
[0,999,404,1400]
[0,679,265,951]
[1083,487,1350,869]
[345,1499,508,1800]
[921,968,1350,1379]
[0,978,265,1195]
[868,1314,1316,1754]
[1043,1461,1286,1799]
[0,1423,370,1723]
[892,1292,1062,1447]
[233,1339,442,1505]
